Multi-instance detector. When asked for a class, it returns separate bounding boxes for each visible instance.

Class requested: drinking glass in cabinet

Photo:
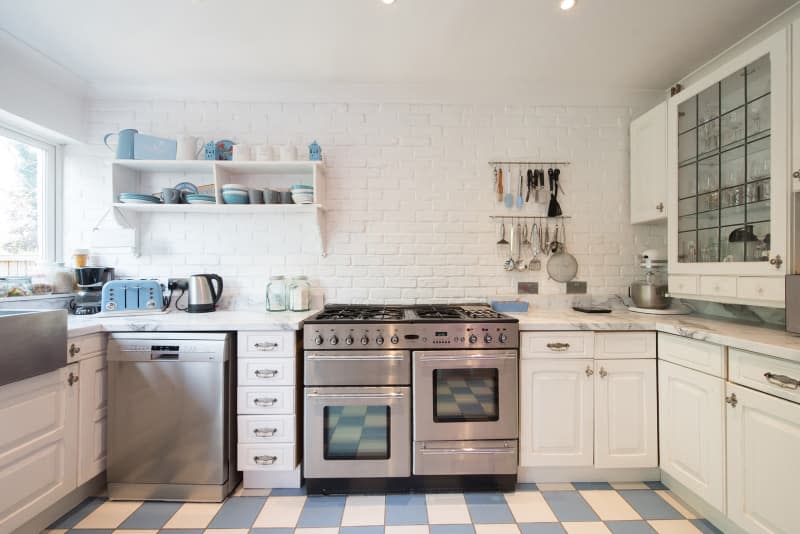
[679,164,697,198]
[678,197,697,217]
[747,95,770,137]
[698,156,719,194]
[721,185,745,208]
[747,137,770,180]
[678,215,696,232]
[721,108,745,147]
[721,146,745,188]
[698,191,720,212]
[698,208,719,230]
[746,221,770,261]
[746,55,770,102]
[678,97,697,133]
[678,232,697,263]
[721,204,745,227]
[698,84,720,123]
[720,68,745,114]
[698,229,720,262]
[698,119,719,156]
[678,129,697,164]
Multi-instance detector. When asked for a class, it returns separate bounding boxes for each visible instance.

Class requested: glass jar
[31,269,54,295]
[3,276,33,297]
[288,276,310,312]
[72,248,89,268]
[53,262,75,294]
[266,275,287,312]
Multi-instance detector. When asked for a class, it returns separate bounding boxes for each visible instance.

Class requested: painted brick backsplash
[64,99,665,308]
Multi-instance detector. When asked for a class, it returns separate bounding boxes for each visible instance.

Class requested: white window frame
[0,125,61,263]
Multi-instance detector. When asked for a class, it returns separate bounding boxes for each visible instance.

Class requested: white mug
[232,144,251,161]
[254,144,273,161]
[279,144,297,161]
[176,135,204,160]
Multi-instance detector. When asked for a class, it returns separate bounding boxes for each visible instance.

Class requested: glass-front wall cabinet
[669,30,787,276]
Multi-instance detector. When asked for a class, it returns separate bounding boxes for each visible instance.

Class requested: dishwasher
[107,332,239,501]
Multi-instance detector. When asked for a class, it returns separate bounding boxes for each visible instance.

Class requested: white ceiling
[0,0,795,93]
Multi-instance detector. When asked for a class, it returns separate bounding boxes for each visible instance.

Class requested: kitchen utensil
[547,224,578,282]
[504,222,517,271]
[497,167,504,202]
[161,187,181,204]
[550,224,561,254]
[543,224,550,256]
[248,189,265,204]
[232,144,251,161]
[184,194,216,204]
[573,306,612,313]
[101,279,164,312]
[515,222,526,270]
[516,168,524,209]
[176,135,204,160]
[103,129,138,159]
[629,280,671,309]
[496,223,510,257]
[504,166,513,208]
[280,191,293,204]
[547,168,563,217]
[529,223,541,271]
[526,169,534,202]
[187,274,223,313]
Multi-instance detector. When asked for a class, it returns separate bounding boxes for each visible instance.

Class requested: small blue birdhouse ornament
[204,141,218,160]
[308,140,322,161]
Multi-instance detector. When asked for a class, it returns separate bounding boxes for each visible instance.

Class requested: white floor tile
[647,520,702,534]
[536,483,575,491]
[425,493,471,525]
[504,491,558,523]
[341,495,386,526]
[579,490,641,520]
[163,502,224,529]
[656,491,700,519]
[561,522,612,534]
[386,526,430,534]
[610,482,649,490]
[74,501,143,529]
[474,524,519,534]
[252,495,307,528]
[111,530,158,534]
[42,530,67,534]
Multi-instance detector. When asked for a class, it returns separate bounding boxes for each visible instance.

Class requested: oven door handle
[420,447,516,455]
[306,354,406,361]
[417,353,517,362]
[306,392,406,399]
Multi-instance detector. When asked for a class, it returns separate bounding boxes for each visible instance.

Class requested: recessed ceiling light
[382,0,396,4]
[560,0,576,10]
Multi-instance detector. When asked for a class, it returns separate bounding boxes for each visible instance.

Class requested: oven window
[324,405,390,460]
[434,368,499,422]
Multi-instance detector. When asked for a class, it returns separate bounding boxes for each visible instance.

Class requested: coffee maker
[74,267,115,315]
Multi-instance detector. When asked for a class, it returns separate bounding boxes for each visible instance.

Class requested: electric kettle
[187,274,223,313]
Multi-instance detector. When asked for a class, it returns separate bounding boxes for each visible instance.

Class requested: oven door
[413,350,518,441]
[304,386,411,478]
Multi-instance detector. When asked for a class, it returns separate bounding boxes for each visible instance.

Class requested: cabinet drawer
[700,276,737,298]
[237,331,296,358]
[729,349,800,403]
[237,358,296,386]
[668,275,698,295]
[658,333,725,377]
[237,415,296,444]
[737,277,785,302]
[595,332,656,359]
[237,386,295,415]
[521,332,594,359]
[67,334,106,362]
[237,443,297,471]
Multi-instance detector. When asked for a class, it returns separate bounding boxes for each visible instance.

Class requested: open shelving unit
[108,159,327,255]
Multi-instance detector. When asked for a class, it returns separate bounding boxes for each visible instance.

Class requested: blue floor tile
[340,527,385,534]
[207,496,267,529]
[644,481,668,490]
[50,497,106,529]
[270,487,307,496]
[118,501,181,529]
[464,492,515,524]
[572,482,613,491]
[297,495,346,528]
[541,491,599,522]
[516,483,539,492]
[386,494,428,525]
[690,519,724,534]
[618,491,682,520]
[430,525,476,534]
[518,524,567,534]
[606,520,657,534]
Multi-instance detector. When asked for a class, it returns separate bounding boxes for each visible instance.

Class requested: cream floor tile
[647,520,702,534]
[294,529,339,534]
[536,483,575,491]
[425,494,471,525]
[163,502,224,529]
[579,490,641,520]
[610,482,649,490]
[504,491,558,523]
[75,501,143,529]
[385,526,430,534]
[203,529,250,534]
[43,530,68,534]
[656,491,700,519]
[474,524,520,534]
[341,495,386,526]
[252,496,307,528]
[561,522,613,534]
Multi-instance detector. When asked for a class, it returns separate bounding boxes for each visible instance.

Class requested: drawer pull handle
[599,366,607,378]
[255,369,279,379]
[69,344,80,357]
[254,455,277,465]
[546,342,570,351]
[769,255,783,269]
[254,427,278,437]
[726,393,738,408]
[67,372,79,386]
[764,372,800,390]
[254,342,279,351]
[254,397,278,407]
[585,366,594,377]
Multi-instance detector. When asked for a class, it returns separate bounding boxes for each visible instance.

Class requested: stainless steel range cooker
[303,304,519,494]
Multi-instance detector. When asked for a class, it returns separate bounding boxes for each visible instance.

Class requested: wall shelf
[111,202,324,214]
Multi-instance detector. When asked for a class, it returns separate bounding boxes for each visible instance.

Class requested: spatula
[504,166,513,208]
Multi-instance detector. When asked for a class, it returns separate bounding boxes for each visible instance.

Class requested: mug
[280,191,293,204]
[279,144,297,161]
[176,135,204,160]
[161,187,181,204]
[248,189,265,204]
[103,129,138,159]
[254,144,273,161]
[233,144,251,161]
[264,188,279,203]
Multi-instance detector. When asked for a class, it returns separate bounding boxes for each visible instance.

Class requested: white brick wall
[64,99,666,309]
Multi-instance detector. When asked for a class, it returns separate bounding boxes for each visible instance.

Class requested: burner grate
[313,305,406,321]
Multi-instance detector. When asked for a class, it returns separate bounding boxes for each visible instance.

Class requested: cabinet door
[78,354,107,485]
[0,366,79,533]
[727,382,800,534]
[630,101,668,224]
[595,359,657,468]
[519,359,594,467]
[658,360,725,512]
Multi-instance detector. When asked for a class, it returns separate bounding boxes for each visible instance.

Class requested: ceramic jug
[103,129,138,159]
[176,135,205,160]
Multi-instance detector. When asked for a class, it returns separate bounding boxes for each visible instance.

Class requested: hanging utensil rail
[488,161,571,166]
[490,215,572,220]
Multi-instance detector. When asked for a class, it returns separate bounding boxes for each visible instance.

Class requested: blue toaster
[101,280,164,312]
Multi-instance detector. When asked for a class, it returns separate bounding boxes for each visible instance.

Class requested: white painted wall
[63,97,666,309]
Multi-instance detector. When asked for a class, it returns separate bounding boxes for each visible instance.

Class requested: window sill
[0,293,74,304]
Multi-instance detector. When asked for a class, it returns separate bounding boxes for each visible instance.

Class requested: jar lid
[73,248,89,255]
[269,275,285,280]
[291,275,308,280]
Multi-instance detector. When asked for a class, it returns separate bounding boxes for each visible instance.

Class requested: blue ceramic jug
[204,141,218,160]
[103,129,138,159]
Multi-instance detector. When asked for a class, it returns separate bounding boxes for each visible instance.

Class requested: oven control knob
[499,333,508,344]
[329,335,339,345]
[484,334,493,343]
[360,336,369,345]
[469,334,478,344]
[376,336,385,345]
[314,335,324,345]
[345,336,354,345]
[391,335,399,344]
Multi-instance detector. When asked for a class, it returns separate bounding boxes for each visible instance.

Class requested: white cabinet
[77,354,107,485]
[658,360,725,512]
[595,359,657,468]
[726,382,800,534]
[630,101,668,224]
[519,359,594,467]
[0,367,79,534]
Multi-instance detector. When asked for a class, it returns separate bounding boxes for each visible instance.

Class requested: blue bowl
[222,194,250,204]
[291,183,313,190]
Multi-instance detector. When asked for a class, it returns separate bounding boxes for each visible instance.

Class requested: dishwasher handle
[152,352,180,360]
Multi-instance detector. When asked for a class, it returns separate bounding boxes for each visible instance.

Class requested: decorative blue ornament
[203,141,218,161]
[309,140,322,161]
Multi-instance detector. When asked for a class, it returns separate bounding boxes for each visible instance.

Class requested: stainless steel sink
[0,309,67,388]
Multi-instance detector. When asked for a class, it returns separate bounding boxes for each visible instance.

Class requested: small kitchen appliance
[787,275,800,334]
[101,280,165,313]
[74,267,115,315]
[628,249,670,309]
[187,274,223,313]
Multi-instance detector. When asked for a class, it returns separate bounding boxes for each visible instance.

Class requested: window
[0,126,58,269]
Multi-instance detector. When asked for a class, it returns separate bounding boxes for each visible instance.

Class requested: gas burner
[312,305,407,322]
[411,306,464,320]
[458,305,505,320]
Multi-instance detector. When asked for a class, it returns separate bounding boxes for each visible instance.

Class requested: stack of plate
[290,184,314,204]
[184,194,216,204]
[119,192,161,204]
[221,183,250,204]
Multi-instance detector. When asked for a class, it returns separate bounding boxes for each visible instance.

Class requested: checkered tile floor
[44,482,722,534]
